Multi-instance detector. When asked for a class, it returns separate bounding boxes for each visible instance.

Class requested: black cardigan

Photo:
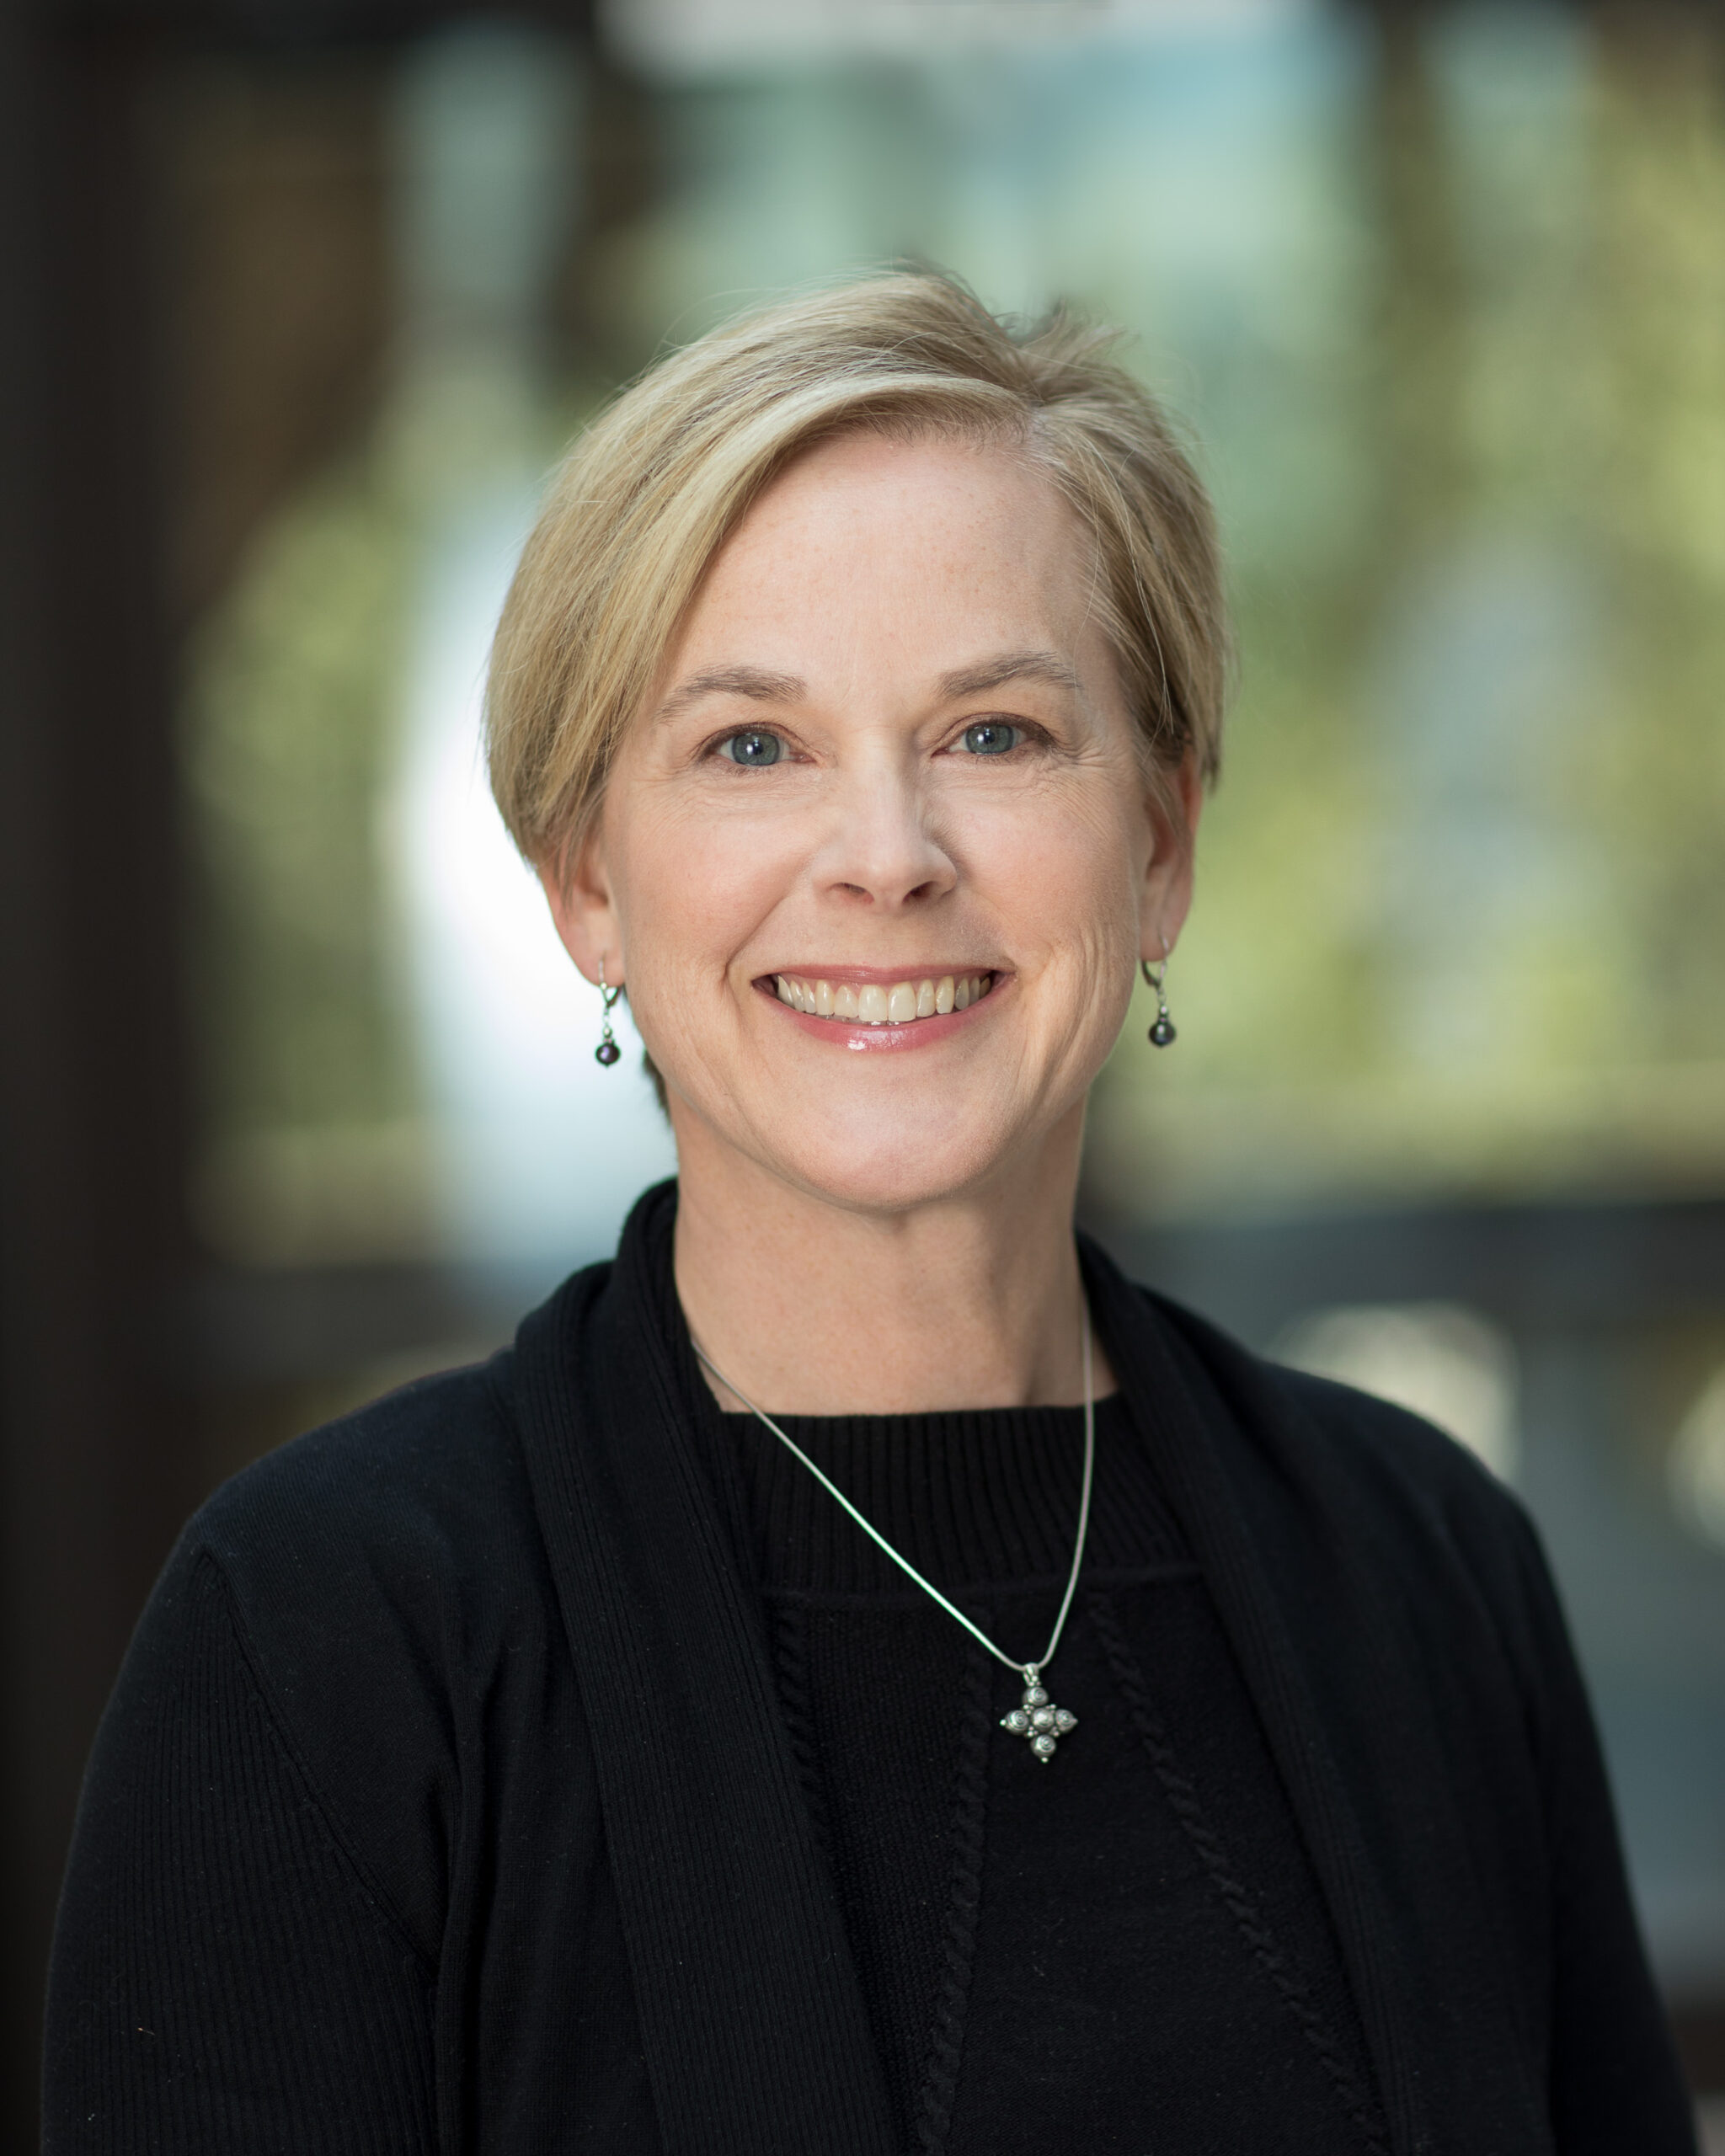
[46,1182,1696,2153]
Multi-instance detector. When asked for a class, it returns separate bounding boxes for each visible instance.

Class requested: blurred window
[1671,1366,1725,1553]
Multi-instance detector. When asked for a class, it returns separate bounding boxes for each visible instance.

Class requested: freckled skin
[541,431,1200,1413]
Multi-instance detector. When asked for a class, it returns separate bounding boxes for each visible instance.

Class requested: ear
[1139,751,1204,963]
[537,823,620,989]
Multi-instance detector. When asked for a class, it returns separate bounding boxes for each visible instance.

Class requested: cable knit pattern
[1087,1588,1391,2153]
[770,1599,830,1857]
[911,1642,994,2156]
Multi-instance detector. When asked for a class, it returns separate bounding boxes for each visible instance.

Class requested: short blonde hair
[487,271,1226,869]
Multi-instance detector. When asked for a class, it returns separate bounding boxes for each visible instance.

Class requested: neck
[670,1110,1112,1416]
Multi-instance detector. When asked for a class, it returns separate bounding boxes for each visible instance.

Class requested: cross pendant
[1000,1668,1077,1761]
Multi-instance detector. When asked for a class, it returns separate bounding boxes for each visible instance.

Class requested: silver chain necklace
[692,1310,1095,1762]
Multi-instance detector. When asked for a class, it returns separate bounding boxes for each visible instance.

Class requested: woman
[47,275,1694,2153]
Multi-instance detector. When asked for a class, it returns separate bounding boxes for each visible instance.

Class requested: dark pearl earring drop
[595,958,624,1067]
[1142,949,1177,1048]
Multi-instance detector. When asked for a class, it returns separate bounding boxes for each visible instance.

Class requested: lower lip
[755,976,1011,1053]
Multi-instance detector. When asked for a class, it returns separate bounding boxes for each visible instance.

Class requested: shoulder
[190,1353,536,1622]
[1124,1279,1556,1656]
[166,1359,552,1743]
[178,1351,574,1752]
[1110,1270,1516,1516]
[154,1355,572,1941]
[1103,1272,1590,1792]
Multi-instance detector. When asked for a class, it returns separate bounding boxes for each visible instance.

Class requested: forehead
[675,430,1099,673]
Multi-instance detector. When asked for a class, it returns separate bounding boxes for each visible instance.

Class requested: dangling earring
[595,957,623,1066]
[1142,940,1177,1048]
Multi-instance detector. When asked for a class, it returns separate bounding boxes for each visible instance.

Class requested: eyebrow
[653,648,1082,724]
[937,649,1083,701]
[654,664,806,722]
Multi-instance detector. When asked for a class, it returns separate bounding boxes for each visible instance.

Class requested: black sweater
[724,1393,1386,2153]
[46,1182,1697,2153]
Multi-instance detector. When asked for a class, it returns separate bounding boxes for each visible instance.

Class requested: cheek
[610,795,790,981]
[962,787,1143,963]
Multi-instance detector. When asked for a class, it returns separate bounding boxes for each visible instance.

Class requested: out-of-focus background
[3,0,1724,2137]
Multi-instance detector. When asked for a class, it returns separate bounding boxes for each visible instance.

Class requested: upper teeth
[773,972,994,1023]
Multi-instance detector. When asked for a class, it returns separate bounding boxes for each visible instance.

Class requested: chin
[658,1014,1098,1215]
[781,1150,1005,1218]
[745,1092,1028,1216]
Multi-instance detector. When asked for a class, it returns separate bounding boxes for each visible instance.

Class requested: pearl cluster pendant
[1001,1669,1078,1762]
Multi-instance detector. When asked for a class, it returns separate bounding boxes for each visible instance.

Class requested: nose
[810,756,957,913]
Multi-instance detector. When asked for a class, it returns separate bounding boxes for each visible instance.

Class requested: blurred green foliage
[184,457,415,1135]
[180,6,1725,1253]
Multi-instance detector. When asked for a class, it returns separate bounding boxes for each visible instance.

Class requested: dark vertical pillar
[0,20,200,2139]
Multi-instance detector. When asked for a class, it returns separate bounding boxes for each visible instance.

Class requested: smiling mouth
[768,970,997,1026]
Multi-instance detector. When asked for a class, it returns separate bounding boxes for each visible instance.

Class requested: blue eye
[960,721,1019,756]
[720,729,783,766]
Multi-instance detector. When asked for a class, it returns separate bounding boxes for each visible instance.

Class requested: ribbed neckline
[722,1396,1188,1596]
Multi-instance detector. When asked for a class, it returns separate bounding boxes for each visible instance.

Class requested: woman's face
[552,430,1197,1214]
